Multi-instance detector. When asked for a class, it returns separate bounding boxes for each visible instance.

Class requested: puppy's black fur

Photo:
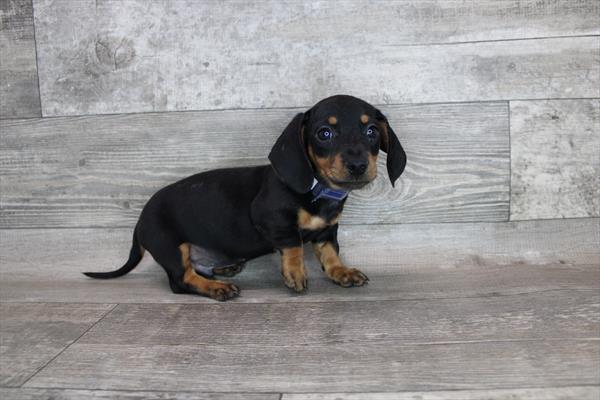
[84,95,406,301]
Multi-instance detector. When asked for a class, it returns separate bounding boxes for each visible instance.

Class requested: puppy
[84,95,406,301]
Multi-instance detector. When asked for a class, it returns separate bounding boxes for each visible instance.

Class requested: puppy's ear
[269,112,314,193]
[376,109,407,187]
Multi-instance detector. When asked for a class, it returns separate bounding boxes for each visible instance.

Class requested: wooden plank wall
[0,102,510,227]
[31,0,600,115]
[510,99,599,219]
[0,0,40,118]
[0,0,597,228]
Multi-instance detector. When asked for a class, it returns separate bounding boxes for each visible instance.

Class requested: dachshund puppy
[84,95,406,301]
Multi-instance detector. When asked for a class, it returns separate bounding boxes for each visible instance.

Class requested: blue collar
[310,178,349,202]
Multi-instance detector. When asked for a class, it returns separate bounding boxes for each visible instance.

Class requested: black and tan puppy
[84,95,406,301]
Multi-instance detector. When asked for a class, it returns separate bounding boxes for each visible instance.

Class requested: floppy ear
[376,109,407,187]
[268,113,314,193]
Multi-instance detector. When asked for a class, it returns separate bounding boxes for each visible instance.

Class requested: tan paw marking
[207,280,240,301]
[329,266,369,287]
[282,265,308,292]
[281,247,308,293]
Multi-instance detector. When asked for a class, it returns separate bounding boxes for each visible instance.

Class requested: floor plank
[0,102,509,227]
[78,290,600,346]
[510,99,600,220]
[24,340,600,392]
[0,388,276,400]
[0,303,114,387]
[1,220,597,303]
[0,0,41,118]
[282,386,600,400]
[33,0,599,115]
[2,263,598,305]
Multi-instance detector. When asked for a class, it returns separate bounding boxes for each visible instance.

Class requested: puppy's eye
[317,128,333,141]
[366,126,378,139]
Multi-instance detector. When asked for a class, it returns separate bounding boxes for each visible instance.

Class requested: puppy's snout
[346,160,368,177]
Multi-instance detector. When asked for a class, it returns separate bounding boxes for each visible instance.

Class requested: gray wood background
[0,0,597,226]
[0,0,599,399]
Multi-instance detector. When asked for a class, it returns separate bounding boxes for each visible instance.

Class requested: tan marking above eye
[360,114,369,124]
[328,116,337,125]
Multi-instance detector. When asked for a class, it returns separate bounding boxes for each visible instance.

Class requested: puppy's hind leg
[138,222,240,300]
[175,243,240,301]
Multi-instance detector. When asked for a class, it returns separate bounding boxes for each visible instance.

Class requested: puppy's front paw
[328,266,369,287]
[282,266,308,293]
[207,280,240,301]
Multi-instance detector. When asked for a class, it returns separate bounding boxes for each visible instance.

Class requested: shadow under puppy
[84,95,407,301]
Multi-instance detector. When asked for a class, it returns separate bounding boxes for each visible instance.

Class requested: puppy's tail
[83,228,143,279]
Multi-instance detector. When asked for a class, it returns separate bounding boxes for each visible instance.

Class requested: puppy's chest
[297,206,341,231]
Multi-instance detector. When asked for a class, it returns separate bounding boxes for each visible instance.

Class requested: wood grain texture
[1,219,598,303]
[0,388,277,400]
[78,290,600,346]
[282,387,600,400]
[0,0,41,118]
[0,303,114,387]
[511,99,600,220]
[32,0,599,116]
[24,340,600,391]
[1,387,597,400]
[3,262,598,305]
[0,102,508,227]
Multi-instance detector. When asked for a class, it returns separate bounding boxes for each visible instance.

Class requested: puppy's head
[269,95,406,193]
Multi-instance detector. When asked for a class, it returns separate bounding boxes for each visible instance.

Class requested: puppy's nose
[347,161,367,176]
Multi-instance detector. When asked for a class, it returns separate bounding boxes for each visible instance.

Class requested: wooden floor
[1,220,599,399]
[1,0,599,399]
[1,262,599,399]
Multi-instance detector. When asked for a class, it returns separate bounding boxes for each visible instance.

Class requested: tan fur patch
[298,208,340,230]
[313,242,342,273]
[298,208,327,230]
[179,243,192,271]
[331,153,345,178]
[330,214,341,225]
[281,246,307,291]
[180,243,208,290]
[307,146,345,189]
[282,247,303,268]
[313,242,369,287]
[360,114,369,124]
[179,243,239,299]
[367,153,378,180]
[328,115,337,125]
